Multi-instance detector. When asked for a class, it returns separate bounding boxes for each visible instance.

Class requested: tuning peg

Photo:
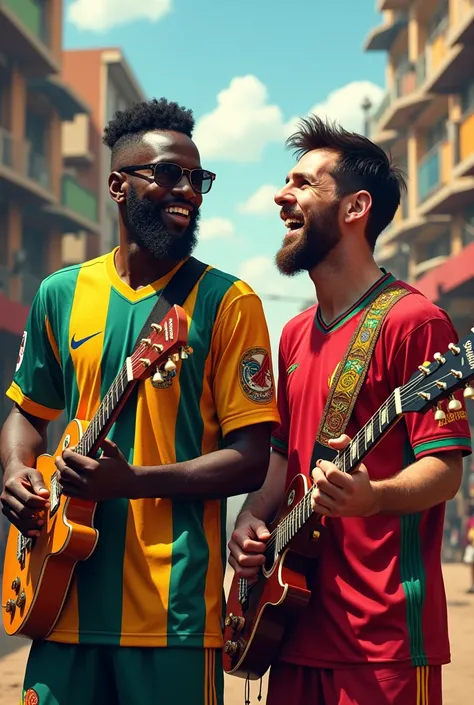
[151,369,164,387]
[139,358,151,368]
[151,323,162,333]
[179,347,188,359]
[448,343,461,355]
[448,395,462,411]
[164,357,177,373]
[140,338,151,346]
[172,353,180,363]
[434,405,446,421]
[434,352,446,364]
[464,384,474,399]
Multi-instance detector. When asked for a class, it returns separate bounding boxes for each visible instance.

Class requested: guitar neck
[75,361,135,457]
[273,389,403,555]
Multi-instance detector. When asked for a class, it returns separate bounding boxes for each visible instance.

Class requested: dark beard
[275,201,341,276]
[125,184,199,261]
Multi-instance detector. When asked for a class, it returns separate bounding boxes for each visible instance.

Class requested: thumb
[252,520,270,541]
[28,469,49,498]
[327,434,351,451]
[100,438,119,458]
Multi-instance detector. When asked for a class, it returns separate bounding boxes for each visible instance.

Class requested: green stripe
[77,289,157,642]
[414,437,472,457]
[315,273,396,334]
[400,441,427,666]
[168,271,236,643]
[271,435,288,453]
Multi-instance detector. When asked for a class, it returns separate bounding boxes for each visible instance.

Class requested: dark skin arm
[0,405,51,537]
[56,422,272,502]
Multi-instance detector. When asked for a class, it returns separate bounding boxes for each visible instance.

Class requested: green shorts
[21,641,223,705]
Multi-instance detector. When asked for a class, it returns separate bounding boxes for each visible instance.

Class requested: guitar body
[223,473,326,680]
[2,419,99,640]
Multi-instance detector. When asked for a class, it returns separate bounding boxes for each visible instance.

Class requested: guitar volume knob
[11,577,21,593]
[16,590,26,608]
[5,599,16,614]
[224,640,239,656]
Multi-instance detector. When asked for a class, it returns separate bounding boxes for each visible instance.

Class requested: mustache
[280,207,304,220]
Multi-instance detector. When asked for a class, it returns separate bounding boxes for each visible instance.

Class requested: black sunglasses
[119,162,216,195]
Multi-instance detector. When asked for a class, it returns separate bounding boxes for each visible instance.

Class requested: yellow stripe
[205,649,209,705]
[6,382,62,421]
[417,667,421,705]
[425,666,430,705]
[49,260,111,643]
[120,288,200,644]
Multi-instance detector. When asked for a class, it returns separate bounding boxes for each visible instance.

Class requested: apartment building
[365,0,474,339]
[0,0,100,426]
[365,0,474,508]
[61,48,146,264]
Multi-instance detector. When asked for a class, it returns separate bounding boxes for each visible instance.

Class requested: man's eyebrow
[285,170,315,184]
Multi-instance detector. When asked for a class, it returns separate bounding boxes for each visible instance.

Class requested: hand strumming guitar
[55,438,139,502]
[227,511,271,585]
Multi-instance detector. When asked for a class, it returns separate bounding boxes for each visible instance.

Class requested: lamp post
[361,96,373,138]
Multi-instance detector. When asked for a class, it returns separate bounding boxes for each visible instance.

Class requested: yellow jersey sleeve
[211,289,280,437]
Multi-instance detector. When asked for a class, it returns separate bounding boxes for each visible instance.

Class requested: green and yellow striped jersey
[7,249,280,647]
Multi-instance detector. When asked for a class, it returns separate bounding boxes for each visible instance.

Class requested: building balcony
[453,113,474,178]
[423,42,474,94]
[371,71,432,134]
[448,0,474,46]
[62,115,95,166]
[417,139,474,215]
[413,255,449,280]
[0,127,54,203]
[0,0,58,76]
[29,77,91,122]
[364,13,408,52]
[44,174,100,235]
[377,212,451,248]
[377,0,410,9]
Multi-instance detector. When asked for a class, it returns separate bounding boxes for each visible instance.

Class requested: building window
[427,0,449,43]
[426,118,448,151]
[425,231,451,260]
[461,79,474,117]
[461,206,474,246]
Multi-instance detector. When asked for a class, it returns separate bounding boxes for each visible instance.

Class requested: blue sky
[64,0,386,358]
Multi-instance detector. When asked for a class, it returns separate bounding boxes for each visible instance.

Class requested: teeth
[285,219,303,228]
[164,206,191,217]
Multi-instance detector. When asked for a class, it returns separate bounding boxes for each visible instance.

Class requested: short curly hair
[103,97,195,168]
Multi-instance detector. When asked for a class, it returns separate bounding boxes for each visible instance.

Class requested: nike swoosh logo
[71,331,102,350]
[287,363,299,376]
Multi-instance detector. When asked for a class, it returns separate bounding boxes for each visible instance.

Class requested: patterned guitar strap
[310,281,410,470]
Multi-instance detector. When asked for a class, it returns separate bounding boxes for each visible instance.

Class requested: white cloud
[68,0,171,32]
[196,77,384,163]
[199,217,235,241]
[238,184,280,216]
[195,76,287,162]
[290,80,385,135]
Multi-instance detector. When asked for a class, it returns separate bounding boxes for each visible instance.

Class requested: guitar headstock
[400,328,474,419]
[129,304,191,387]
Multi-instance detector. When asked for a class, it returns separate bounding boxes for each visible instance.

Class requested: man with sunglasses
[1,98,279,705]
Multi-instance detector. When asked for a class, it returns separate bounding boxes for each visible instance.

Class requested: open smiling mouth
[284,216,304,237]
[162,205,192,227]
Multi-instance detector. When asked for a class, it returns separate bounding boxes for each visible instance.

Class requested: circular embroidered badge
[239,347,274,405]
[24,689,39,705]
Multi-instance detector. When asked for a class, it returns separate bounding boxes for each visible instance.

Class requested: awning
[416,240,474,302]
[29,76,90,121]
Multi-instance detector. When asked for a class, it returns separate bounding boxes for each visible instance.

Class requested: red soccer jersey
[271,271,471,668]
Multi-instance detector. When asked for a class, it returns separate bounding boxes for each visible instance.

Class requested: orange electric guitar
[2,304,190,641]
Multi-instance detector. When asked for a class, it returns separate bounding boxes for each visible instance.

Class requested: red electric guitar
[223,333,474,680]
[2,304,190,641]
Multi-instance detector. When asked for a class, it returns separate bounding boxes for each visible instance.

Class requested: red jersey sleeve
[388,316,472,460]
[271,338,290,456]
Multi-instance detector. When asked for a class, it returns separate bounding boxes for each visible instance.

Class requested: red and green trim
[271,435,288,455]
[413,437,472,459]
[315,271,396,334]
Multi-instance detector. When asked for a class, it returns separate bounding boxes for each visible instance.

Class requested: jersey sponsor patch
[23,688,39,705]
[239,347,274,404]
[15,331,27,372]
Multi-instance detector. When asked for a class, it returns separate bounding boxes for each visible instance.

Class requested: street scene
[1,0,474,703]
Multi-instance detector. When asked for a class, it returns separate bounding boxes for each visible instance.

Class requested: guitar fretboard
[267,390,401,558]
[76,366,130,457]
